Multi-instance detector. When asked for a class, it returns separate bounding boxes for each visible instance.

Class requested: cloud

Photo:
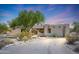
[45,6,75,24]
[45,17,76,24]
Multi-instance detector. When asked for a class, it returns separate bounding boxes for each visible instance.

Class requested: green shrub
[74,46,79,53]
[0,23,8,34]
[52,34,57,37]
[53,35,56,37]
[18,31,26,40]
[22,36,29,41]
[18,31,32,41]
[2,38,14,45]
[66,35,79,44]
[0,38,14,49]
[0,42,5,49]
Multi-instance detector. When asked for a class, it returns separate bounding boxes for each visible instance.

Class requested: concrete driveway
[0,37,75,54]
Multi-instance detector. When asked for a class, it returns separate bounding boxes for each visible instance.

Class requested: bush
[53,35,56,37]
[18,31,33,41]
[2,38,14,45]
[0,23,8,34]
[22,36,29,41]
[74,46,79,53]
[0,42,5,49]
[66,35,79,44]
[52,34,57,37]
[0,38,14,49]
[18,31,26,40]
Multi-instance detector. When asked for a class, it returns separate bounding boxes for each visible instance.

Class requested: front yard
[0,37,76,54]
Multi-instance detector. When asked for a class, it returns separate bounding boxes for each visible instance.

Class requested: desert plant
[72,22,79,33]
[2,38,14,45]
[0,38,14,49]
[18,31,33,41]
[52,34,57,37]
[18,31,26,40]
[53,35,56,37]
[0,23,8,34]
[0,41,5,49]
[74,45,79,53]
[9,10,44,32]
[66,35,79,44]
[9,10,44,41]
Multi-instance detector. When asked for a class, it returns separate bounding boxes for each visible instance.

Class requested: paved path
[0,37,75,54]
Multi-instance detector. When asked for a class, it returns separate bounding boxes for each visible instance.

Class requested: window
[37,23,39,25]
[38,28,44,33]
[48,28,51,33]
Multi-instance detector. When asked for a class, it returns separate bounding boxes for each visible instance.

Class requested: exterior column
[65,24,70,36]
[44,25,48,36]
[37,31,40,37]
[50,26,53,34]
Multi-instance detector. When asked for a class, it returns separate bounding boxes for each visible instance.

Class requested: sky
[0,4,79,24]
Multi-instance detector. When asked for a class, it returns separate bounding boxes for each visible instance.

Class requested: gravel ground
[0,37,76,54]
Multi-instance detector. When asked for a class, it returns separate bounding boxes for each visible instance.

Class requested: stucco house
[7,23,70,37]
[32,24,70,37]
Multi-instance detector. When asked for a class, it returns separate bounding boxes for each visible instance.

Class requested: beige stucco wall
[33,24,70,37]
[8,24,70,37]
